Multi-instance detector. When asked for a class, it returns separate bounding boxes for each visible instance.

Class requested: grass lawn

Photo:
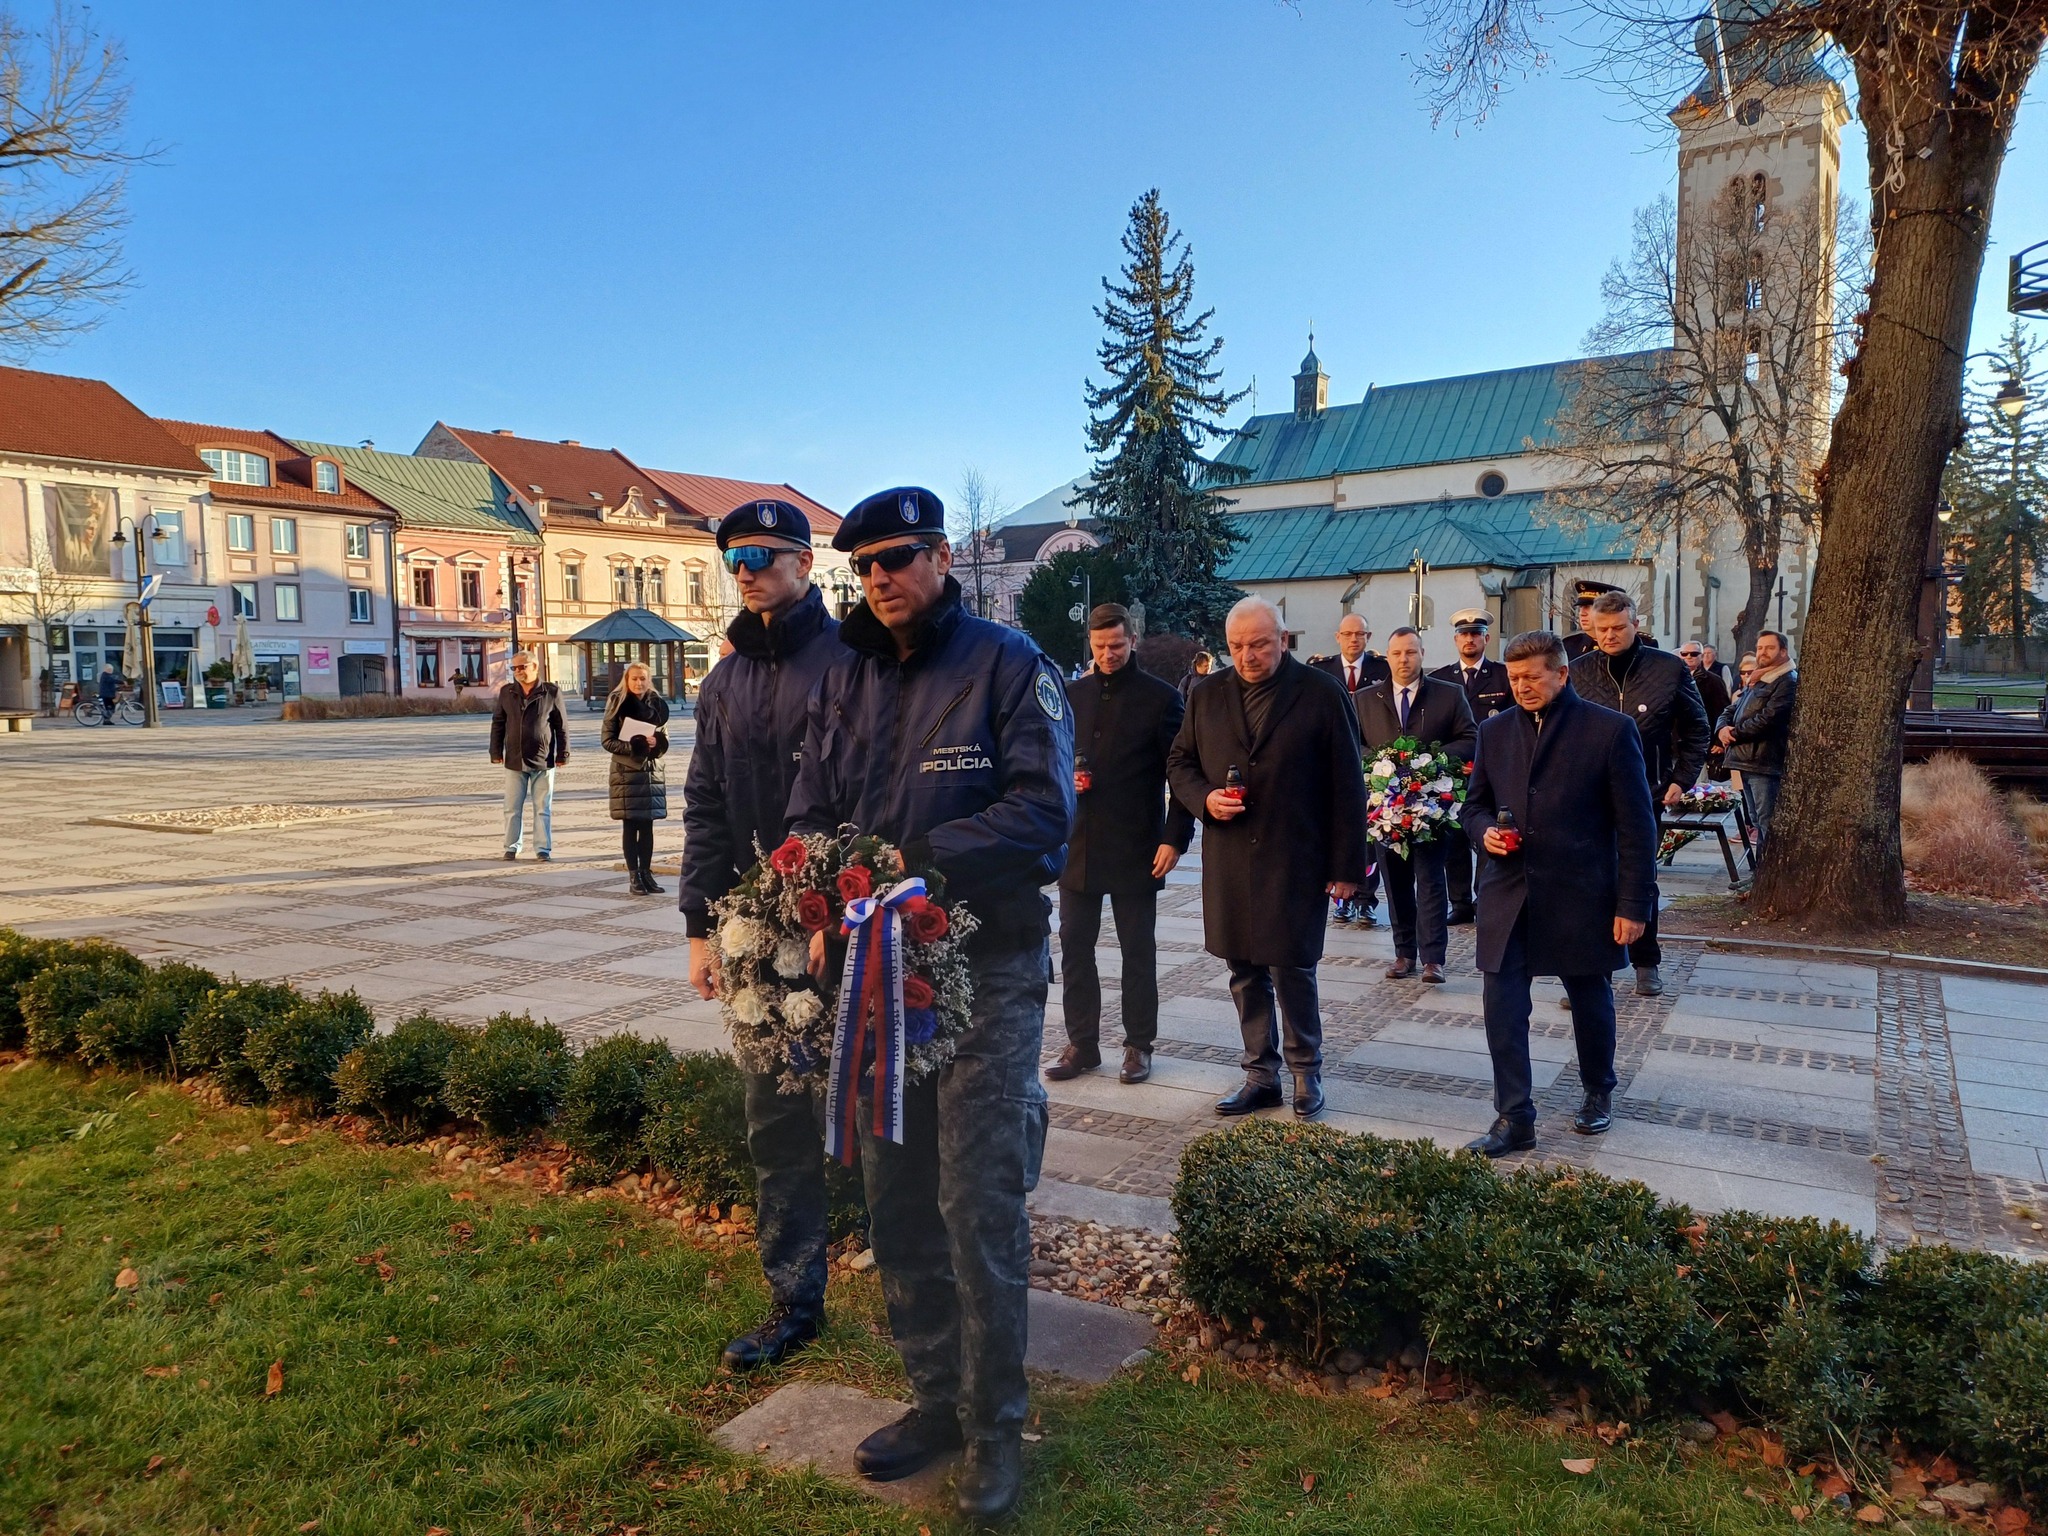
[1,1061,1821,1534]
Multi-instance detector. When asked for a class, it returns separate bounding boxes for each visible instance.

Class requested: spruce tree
[1077,189,1249,642]
[1940,319,2047,669]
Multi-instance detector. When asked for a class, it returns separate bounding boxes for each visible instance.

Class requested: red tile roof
[154,420,396,515]
[430,426,667,527]
[644,469,841,534]
[0,365,211,475]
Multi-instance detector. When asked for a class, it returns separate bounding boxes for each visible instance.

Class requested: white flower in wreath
[772,937,810,980]
[1412,753,1434,770]
[782,989,825,1030]
[730,987,770,1026]
[1430,777,1454,794]
[720,917,768,959]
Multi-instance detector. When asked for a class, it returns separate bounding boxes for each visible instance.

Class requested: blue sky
[43,1,2048,515]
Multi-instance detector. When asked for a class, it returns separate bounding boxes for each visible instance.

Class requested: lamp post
[109,514,170,728]
[1068,565,1090,651]
[1991,374,2030,671]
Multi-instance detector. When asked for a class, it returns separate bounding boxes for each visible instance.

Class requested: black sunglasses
[721,545,795,574]
[851,541,934,578]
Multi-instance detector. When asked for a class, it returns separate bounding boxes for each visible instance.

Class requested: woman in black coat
[601,663,671,895]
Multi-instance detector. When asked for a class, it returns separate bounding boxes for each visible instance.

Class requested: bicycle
[72,694,145,726]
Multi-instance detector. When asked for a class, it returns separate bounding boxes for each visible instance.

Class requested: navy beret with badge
[716,497,812,551]
[832,485,947,552]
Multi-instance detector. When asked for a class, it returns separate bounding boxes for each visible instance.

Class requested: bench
[0,710,35,733]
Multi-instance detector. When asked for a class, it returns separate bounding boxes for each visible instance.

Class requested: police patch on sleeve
[1035,669,1065,721]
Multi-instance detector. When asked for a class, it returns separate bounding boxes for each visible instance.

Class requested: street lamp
[109,514,170,727]
[1992,375,2029,421]
[1068,565,1091,644]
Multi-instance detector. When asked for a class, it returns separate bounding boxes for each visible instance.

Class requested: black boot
[640,862,665,895]
[1292,1071,1325,1119]
[955,1431,1024,1521]
[1573,1092,1613,1136]
[854,1406,963,1482]
[720,1306,820,1372]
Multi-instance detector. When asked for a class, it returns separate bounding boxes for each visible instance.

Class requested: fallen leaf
[264,1360,283,1397]
[449,1221,475,1243]
[145,1455,165,1474]
[1675,1264,1693,1278]
[142,1365,179,1379]
[1181,1363,1200,1385]
[1930,1455,1961,1483]
[114,1266,140,1291]
[1708,1410,1740,1436]
[1561,1458,1597,1476]
[299,1285,315,1298]
[298,1523,320,1533]
[1302,1473,1317,1494]
[451,1190,475,1202]
[1678,1219,1708,1251]
[1364,1382,1397,1400]
[426,1528,450,1536]
[1760,1437,1787,1469]
[1854,1505,1885,1525]
[1798,1462,1821,1476]
[375,1261,394,1283]
[1595,1421,1630,1446]
[1819,1474,1852,1500]
[207,1292,223,1306]
[1789,1505,1809,1523]
[1994,1510,2032,1536]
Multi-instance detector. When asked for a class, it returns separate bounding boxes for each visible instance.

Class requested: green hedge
[1174,1119,2048,1489]
[334,1013,471,1137]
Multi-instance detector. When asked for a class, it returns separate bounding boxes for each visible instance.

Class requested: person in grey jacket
[489,653,569,860]
[601,662,670,894]
[1717,630,1797,847]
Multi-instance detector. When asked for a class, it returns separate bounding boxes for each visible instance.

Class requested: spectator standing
[1737,653,1758,691]
[97,663,120,712]
[1679,641,1733,727]
[1717,630,1798,847]
[1461,630,1658,1156]
[1568,591,1709,996]
[1702,644,1736,691]
[1179,650,1214,698]
[1308,614,1389,925]
[601,663,670,894]
[1564,579,1623,660]
[489,651,568,861]
[680,498,846,1374]
[1167,597,1368,1121]
[1431,608,1512,923]
[1046,604,1194,1087]
[1355,627,1475,983]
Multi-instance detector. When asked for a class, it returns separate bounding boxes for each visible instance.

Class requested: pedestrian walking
[601,663,670,894]
[1166,596,1369,1122]
[1356,626,1475,983]
[1045,603,1194,1088]
[1461,630,1658,1157]
[1431,608,1512,924]
[787,486,1072,1522]
[1308,614,1390,926]
[1717,630,1797,848]
[1568,590,1709,996]
[489,652,568,861]
[680,497,848,1374]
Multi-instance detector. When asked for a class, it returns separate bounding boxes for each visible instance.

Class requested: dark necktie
[1346,662,1356,691]
[1398,687,1411,728]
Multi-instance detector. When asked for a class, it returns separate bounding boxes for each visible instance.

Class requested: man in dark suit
[1307,613,1388,926]
[1431,608,1511,924]
[1459,630,1658,1157]
[1168,597,1369,1120]
[1047,604,1195,1087]
[1356,626,1475,983]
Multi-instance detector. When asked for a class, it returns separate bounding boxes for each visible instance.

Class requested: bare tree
[1,3,148,355]
[951,466,1009,619]
[1546,184,1860,655]
[0,552,94,709]
[1400,0,2048,927]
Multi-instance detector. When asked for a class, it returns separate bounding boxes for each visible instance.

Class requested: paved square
[4,712,2044,1256]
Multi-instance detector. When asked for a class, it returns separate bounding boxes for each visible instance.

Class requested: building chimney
[493,428,515,436]
[560,439,580,446]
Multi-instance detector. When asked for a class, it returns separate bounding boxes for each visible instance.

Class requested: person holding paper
[601,661,670,893]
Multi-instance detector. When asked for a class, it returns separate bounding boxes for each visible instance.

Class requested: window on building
[459,567,483,609]
[686,566,704,608]
[348,587,372,624]
[645,565,665,607]
[460,639,486,681]
[151,511,187,565]
[417,645,441,687]
[412,564,436,608]
[344,523,370,559]
[562,560,582,602]
[1744,332,1764,383]
[271,517,298,555]
[274,583,302,622]
[1750,171,1768,232]
[231,581,258,620]
[201,449,270,486]
[514,576,530,616]
[315,461,341,494]
[227,513,255,552]
[1477,471,1507,499]
[612,563,632,607]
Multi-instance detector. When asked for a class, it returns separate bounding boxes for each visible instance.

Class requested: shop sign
[306,646,333,673]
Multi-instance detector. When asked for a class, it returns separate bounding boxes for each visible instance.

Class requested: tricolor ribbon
[823,877,926,1166]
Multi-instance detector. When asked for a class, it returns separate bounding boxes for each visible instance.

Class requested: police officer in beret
[1431,609,1512,924]
[681,498,850,1373]
[787,485,1072,1522]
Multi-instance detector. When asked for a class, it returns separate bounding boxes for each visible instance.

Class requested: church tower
[1293,335,1328,418]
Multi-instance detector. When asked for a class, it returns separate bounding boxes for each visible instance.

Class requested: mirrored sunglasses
[721,545,794,573]
[851,541,933,578]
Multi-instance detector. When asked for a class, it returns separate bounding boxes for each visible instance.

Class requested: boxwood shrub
[20,949,149,1059]
[441,1012,572,1143]
[0,931,77,1048]
[1970,1315,2048,1495]
[334,1012,470,1138]
[558,1033,674,1179]
[74,962,221,1070]
[1866,1244,2048,1456]
[640,1050,753,1207]
[179,980,303,1104]
[244,988,376,1110]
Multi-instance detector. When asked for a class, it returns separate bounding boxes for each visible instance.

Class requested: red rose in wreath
[797,891,833,932]
[769,836,808,876]
[836,864,873,902]
[902,973,936,1010]
[908,903,950,943]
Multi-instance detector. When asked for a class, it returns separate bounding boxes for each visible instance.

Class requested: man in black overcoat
[1307,612,1387,925]
[1430,607,1512,924]
[1167,597,1369,1120]
[1047,604,1195,1087]
[1355,626,1475,983]
[1460,630,1658,1157]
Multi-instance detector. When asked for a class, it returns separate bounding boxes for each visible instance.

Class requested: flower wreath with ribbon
[1364,734,1470,859]
[710,828,978,1164]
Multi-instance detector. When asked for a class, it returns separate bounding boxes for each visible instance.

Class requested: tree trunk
[1733,552,1777,657]
[1753,109,2020,926]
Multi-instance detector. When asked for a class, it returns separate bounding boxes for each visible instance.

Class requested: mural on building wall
[44,485,116,576]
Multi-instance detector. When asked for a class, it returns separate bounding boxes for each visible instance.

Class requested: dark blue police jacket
[786,577,1074,942]
[680,584,846,937]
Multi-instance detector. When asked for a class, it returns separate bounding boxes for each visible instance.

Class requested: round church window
[1477,471,1507,498]
[1736,98,1764,126]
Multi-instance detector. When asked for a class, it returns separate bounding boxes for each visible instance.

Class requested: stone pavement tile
[1665,994,1877,1033]
[382,885,506,908]
[1317,1079,1499,1137]
[1624,1055,1873,1132]
[1942,975,2048,1024]
[1042,1127,1141,1183]
[1658,1007,1879,1059]
[711,1383,955,1509]
[1969,1139,2048,1182]
[1959,1105,2048,1149]
[600,950,700,982]
[1026,1288,1156,1383]
[1957,1078,2048,1116]
[1688,955,1880,997]
[1317,1108,1490,1151]
[7,915,154,939]
[1368,1018,1581,1065]
[509,896,639,920]
[353,916,506,947]
[1342,1038,1569,1084]
[259,902,409,931]
[469,930,626,963]
[222,941,378,981]
[1595,1116,1877,1194]
[625,1013,729,1055]
[135,922,265,950]
[449,985,640,1024]
[1944,1010,2048,1048]
[1044,1068,1227,1123]
[1587,1148,1876,1230]
[596,908,693,935]
[1951,1053,2048,1089]
[1152,1013,1249,1055]
[502,867,620,889]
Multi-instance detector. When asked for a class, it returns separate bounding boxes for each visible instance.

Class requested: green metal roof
[1210,355,1651,487]
[292,439,541,544]
[1219,492,1639,583]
